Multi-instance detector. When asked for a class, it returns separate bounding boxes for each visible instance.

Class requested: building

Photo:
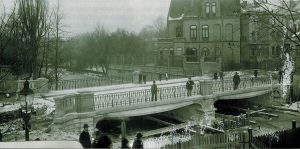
[156,0,300,72]
[157,0,241,72]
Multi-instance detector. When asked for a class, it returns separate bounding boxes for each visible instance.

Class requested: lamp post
[19,80,34,141]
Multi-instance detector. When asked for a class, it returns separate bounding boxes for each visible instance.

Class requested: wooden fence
[162,131,249,149]
[251,127,300,148]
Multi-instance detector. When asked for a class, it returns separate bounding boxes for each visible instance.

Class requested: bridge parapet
[212,77,272,93]
[94,82,202,110]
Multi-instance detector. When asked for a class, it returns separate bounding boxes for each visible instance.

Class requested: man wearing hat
[79,124,91,148]
[132,132,143,149]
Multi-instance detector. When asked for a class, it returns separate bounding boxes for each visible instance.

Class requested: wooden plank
[144,116,175,126]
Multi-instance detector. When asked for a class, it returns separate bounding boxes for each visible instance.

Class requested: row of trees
[60,17,167,71]
[0,0,63,87]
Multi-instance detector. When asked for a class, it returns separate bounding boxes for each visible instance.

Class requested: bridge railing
[94,82,201,110]
[212,77,272,93]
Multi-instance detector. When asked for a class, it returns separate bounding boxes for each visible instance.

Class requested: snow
[168,13,184,21]
[284,101,300,111]
[32,98,55,115]
[0,104,20,113]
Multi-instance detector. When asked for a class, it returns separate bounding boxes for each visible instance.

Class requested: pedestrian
[143,74,146,84]
[233,72,241,90]
[139,73,142,84]
[159,72,162,81]
[132,132,143,149]
[279,70,283,83]
[93,122,112,148]
[121,138,130,149]
[214,72,218,80]
[165,72,168,81]
[186,77,195,96]
[151,81,158,101]
[0,129,2,142]
[79,124,91,148]
[219,71,224,80]
[254,70,258,78]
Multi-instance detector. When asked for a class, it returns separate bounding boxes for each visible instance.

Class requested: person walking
[132,132,143,149]
[186,77,195,96]
[254,70,258,78]
[214,73,218,80]
[233,72,241,90]
[0,130,2,142]
[79,124,91,148]
[121,138,130,149]
[92,127,112,148]
[165,72,168,81]
[151,81,158,101]
[159,72,162,81]
[143,74,146,84]
[219,71,224,80]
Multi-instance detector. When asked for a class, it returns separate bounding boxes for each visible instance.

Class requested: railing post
[292,120,296,129]
[248,128,253,149]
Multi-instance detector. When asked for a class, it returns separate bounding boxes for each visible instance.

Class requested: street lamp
[19,80,34,141]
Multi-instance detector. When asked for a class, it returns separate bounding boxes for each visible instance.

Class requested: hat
[83,124,89,128]
[136,132,143,138]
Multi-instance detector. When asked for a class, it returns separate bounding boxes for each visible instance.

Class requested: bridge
[47,76,278,132]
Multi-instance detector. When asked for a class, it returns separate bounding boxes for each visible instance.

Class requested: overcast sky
[1,0,171,36]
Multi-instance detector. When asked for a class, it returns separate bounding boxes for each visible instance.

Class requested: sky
[1,0,171,36]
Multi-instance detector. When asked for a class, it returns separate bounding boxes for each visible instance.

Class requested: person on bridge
[143,74,146,84]
[159,72,162,81]
[165,72,168,81]
[92,126,112,148]
[254,70,258,78]
[79,124,91,148]
[121,138,130,149]
[132,132,144,149]
[219,71,224,81]
[214,73,218,80]
[186,77,195,96]
[233,72,240,90]
[151,81,158,101]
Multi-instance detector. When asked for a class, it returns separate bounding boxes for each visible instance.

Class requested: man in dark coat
[233,72,241,90]
[254,70,258,78]
[159,72,162,81]
[95,133,112,148]
[79,124,91,148]
[151,81,158,101]
[132,132,143,149]
[214,73,218,80]
[186,77,195,96]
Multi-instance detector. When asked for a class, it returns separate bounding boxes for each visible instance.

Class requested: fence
[93,82,201,110]
[212,77,272,93]
[50,77,114,91]
[251,127,300,148]
[162,131,249,149]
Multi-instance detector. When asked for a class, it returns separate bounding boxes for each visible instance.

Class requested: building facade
[157,0,300,72]
[157,0,241,72]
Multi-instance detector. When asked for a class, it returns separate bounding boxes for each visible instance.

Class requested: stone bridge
[49,76,278,132]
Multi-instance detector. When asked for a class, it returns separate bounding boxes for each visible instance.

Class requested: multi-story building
[157,0,300,72]
[157,0,241,72]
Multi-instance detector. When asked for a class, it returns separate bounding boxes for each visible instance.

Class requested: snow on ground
[0,103,20,113]
[32,97,55,115]
[284,101,300,111]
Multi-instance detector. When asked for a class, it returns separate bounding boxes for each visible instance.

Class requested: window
[276,46,281,55]
[190,25,197,39]
[212,2,216,15]
[202,48,209,56]
[272,46,275,55]
[206,2,210,15]
[213,24,221,41]
[250,47,255,56]
[176,27,182,37]
[186,48,197,62]
[202,25,209,41]
[225,24,233,41]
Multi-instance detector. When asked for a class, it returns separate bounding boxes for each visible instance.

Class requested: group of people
[79,124,144,149]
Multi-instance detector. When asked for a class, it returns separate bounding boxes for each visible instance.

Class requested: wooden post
[292,120,296,129]
[121,120,126,139]
[248,128,252,149]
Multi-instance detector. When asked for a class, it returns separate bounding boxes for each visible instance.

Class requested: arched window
[225,24,233,41]
[202,25,209,41]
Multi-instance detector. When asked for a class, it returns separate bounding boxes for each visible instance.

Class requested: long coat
[79,131,91,148]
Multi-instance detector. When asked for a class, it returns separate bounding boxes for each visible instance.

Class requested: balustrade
[94,82,201,110]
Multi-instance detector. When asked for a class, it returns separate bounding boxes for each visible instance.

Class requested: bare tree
[17,0,48,79]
